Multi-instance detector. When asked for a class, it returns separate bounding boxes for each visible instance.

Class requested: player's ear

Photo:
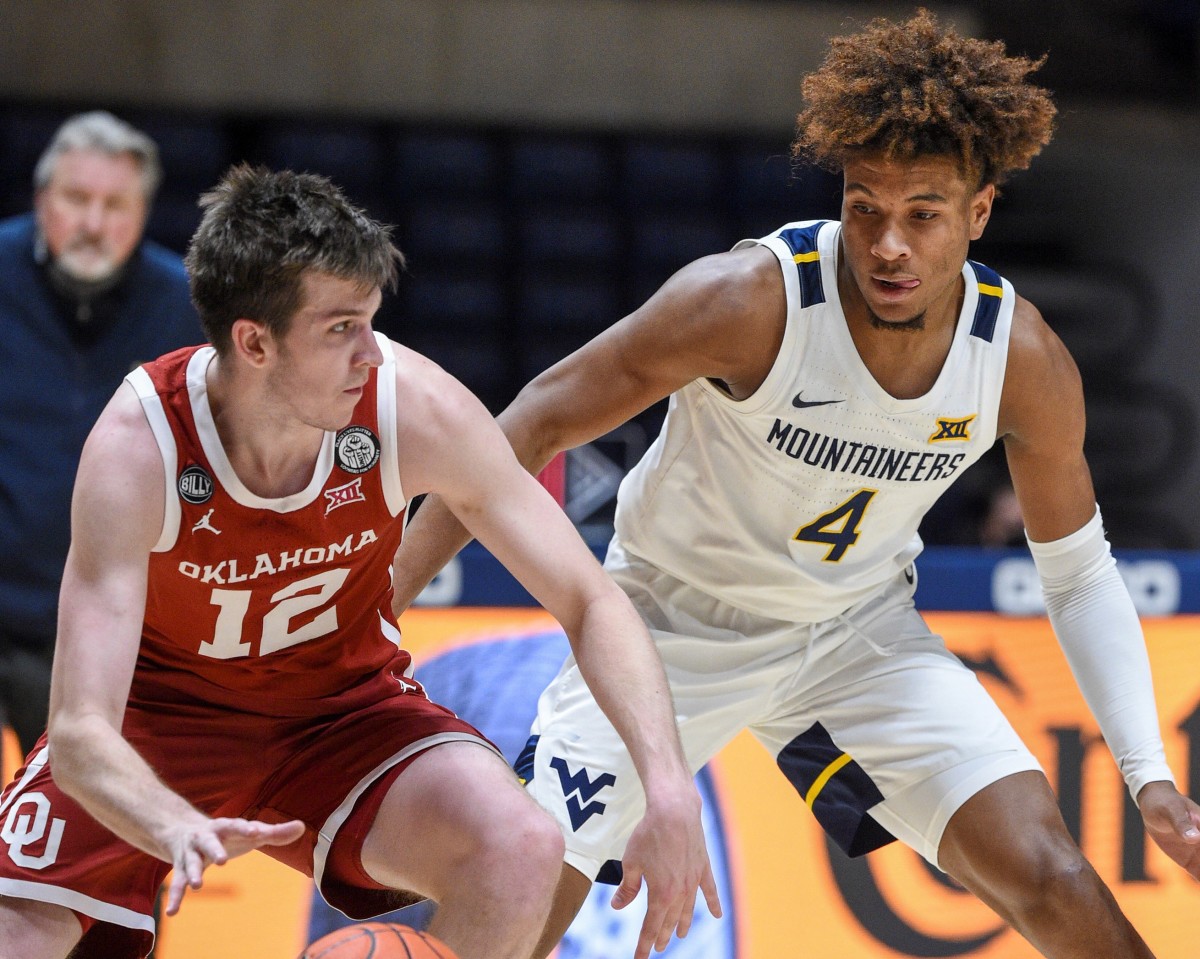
[230,318,272,368]
[969,183,995,240]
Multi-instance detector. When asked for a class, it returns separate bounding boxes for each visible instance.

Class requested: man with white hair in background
[0,110,202,758]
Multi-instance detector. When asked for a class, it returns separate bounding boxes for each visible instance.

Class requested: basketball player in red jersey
[0,166,716,959]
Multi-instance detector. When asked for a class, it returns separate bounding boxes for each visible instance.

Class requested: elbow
[500,387,569,472]
[45,722,78,795]
[564,578,630,642]
[45,713,101,799]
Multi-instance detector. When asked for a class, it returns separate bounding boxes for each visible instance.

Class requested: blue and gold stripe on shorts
[777,721,894,857]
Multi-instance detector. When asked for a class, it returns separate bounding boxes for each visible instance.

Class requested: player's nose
[356,326,385,367]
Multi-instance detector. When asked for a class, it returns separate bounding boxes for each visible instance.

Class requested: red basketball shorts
[0,688,495,958]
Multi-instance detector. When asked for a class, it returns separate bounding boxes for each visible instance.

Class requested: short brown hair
[185,165,404,354]
[793,8,1056,187]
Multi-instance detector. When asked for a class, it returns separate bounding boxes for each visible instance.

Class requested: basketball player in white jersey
[0,167,714,959]
[392,10,1200,959]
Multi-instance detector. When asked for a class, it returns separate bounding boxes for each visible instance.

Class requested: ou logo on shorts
[2,792,66,869]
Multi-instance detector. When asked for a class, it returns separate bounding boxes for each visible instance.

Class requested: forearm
[391,394,565,615]
[567,589,694,800]
[49,713,206,863]
[1029,508,1175,799]
[391,495,475,613]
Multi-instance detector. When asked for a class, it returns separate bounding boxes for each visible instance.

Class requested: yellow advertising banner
[119,610,1198,959]
[718,612,1200,959]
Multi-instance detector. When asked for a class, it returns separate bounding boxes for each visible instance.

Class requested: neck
[836,261,965,400]
[205,353,327,499]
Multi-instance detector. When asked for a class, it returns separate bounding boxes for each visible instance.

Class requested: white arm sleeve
[1026,507,1175,802]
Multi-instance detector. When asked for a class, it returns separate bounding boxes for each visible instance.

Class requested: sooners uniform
[523,221,1041,881]
[0,336,493,958]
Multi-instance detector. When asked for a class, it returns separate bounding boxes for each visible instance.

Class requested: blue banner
[413,542,1200,615]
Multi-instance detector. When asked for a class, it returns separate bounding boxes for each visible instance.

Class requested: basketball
[299,922,458,959]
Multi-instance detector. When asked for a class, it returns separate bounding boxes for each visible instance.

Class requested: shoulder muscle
[71,384,167,572]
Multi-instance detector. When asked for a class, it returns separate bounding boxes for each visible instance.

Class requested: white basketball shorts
[521,542,1041,880]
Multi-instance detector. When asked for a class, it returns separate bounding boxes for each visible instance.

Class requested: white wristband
[1026,507,1175,801]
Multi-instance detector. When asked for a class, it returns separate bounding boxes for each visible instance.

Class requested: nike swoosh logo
[792,393,844,409]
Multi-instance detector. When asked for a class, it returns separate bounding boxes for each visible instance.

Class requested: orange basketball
[299,922,458,959]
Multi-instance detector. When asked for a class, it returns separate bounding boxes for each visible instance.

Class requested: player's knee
[991,840,1105,920]
[439,802,561,919]
[502,802,565,885]
[449,805,560,873]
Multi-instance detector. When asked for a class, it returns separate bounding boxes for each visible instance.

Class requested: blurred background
[3,0,1199,549]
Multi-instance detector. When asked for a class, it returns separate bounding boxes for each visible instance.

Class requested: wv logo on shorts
[550,757,616,831]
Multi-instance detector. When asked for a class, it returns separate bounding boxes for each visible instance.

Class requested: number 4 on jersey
[793,489,878,562]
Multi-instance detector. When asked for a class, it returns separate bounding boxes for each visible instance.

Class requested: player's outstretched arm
[47,385,304,914]
[390,245,784,615]
[1001,298,1198,873]
[391,343,730,957]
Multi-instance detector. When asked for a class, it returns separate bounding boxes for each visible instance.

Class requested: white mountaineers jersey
[613,219,1015,622]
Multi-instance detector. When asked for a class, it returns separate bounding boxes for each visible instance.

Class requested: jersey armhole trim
[375,332,406,517]
[124,368,180,553]
[698,222,818,414]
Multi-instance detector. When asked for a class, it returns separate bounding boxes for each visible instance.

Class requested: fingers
[1177,807,1200,842]
[165,867,189,916]
[259,819,306,846]
[635,900,664,959]
[166,830,229,916]
[642,881,694,959]
[1142,792,1200,880]
[655,895,684,952]
[196,829,231,866]
[165,818,304,916]
[617,865,697,959]
[214,818,306,857]
[610,868,661,959]
[616,801,721,958]
[674,886,697,941]
[701,859,723,918]
[610,867,642,911]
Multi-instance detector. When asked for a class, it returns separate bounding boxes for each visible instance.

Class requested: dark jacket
[0,213,204,642]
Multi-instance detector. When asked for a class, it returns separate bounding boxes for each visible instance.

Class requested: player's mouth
[872,274,920,296]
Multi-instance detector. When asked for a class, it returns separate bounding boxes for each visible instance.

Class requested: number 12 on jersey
[793,488,878,562]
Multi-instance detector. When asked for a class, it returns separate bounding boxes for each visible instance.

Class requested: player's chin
[322,402,359,431]
[306,414,354,435]
[866,306,926,332]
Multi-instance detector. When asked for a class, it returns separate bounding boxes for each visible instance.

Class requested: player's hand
[1138,780,1200,880]
[165,817,306,915]
[612,787,722,959]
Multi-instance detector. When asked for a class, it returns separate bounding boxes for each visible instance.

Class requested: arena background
[1,1,1198,956]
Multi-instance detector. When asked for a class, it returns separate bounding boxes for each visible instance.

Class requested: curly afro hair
[793,8,1056,187]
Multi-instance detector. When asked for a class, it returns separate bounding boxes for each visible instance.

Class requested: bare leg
[359,741,564,959]
[938,771,1153,958]
[531,864,592,959]
[0,897,82,959]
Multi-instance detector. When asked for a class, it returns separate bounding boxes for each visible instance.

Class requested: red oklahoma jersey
[124,338,412,718]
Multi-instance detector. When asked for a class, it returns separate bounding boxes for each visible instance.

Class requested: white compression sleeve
[1026,507,1175,802]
